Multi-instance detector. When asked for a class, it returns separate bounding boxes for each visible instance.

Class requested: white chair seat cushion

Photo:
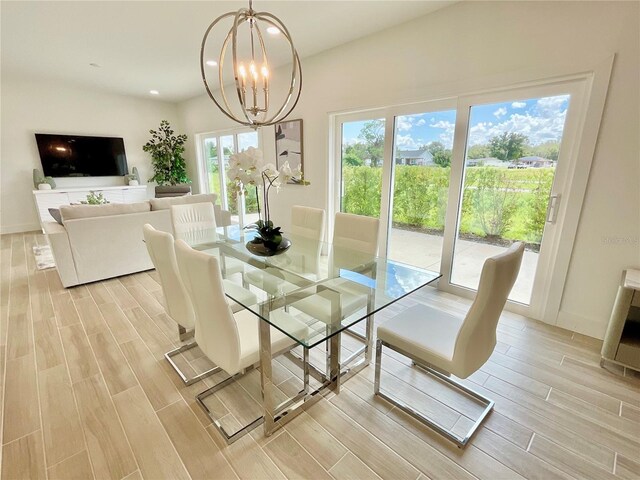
[223,279,257,313]
[244,268,299,296]
[291,278,369,323]
[377,304,464,373]
[234,310,309,370]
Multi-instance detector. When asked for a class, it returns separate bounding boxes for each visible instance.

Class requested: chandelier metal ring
[200,3,302,129]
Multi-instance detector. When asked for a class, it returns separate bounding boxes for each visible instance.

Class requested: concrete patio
[389,228,538,304]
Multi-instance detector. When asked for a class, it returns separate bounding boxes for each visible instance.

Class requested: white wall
[177,1,639,339]
[0,76,180,233]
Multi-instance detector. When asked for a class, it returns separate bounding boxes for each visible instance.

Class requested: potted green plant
[143,120,191,197]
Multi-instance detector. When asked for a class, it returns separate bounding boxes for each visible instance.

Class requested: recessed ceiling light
[89,63,102,68]
[206,60,218,67]
[266,26,280,35]
[149,90,159,95]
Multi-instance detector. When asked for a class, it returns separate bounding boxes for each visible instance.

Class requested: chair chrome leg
[196,372,265,444]
[178,324,192,342]
[374,340,494,448]
[165,342,220,386]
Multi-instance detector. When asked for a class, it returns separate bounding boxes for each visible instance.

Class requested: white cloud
[467,95,569,146]
[469,111,567,146]
[429,120,455,149]
[535,95,569,116]
[511,101,526,109]
[395,134,419,150]
[396,115,429,132]
[396,118,412,132]
[494,107,507,118]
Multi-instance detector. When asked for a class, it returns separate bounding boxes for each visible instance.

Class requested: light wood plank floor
[1,231,640,480]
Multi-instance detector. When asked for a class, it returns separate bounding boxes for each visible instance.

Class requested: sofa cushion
[60,201,150,221]
[149,193,218,211]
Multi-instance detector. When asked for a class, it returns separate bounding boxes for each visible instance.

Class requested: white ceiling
[1,1,454,102]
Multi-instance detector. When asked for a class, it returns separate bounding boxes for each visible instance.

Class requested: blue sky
[342,94,570,151]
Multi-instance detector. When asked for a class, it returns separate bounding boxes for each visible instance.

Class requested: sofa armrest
[214,205,233,227]
[43,222,79,287]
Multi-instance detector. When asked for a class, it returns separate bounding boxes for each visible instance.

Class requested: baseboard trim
[556,310,607,340]
[0,223,42,235]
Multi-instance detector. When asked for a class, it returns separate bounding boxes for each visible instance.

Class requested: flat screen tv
[35,133,128,177]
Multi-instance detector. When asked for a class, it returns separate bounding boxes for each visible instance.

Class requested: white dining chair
[174,239,308,444]
[244,205,327,295]
[287,205,326,276]
[143,224,256,385]
[374,242,525,447]
[292,212,380,322]
[170,202,244,276]
[290,205,326,240]
[170,201,217,241]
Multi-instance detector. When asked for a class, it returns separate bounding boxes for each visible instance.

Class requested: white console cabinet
[33,185,148,230]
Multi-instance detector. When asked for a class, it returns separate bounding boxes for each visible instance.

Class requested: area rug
[33,245,55,270]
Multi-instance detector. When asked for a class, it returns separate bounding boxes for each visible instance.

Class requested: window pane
[340,119,385,218]
[238,131,258,150]
[388,110,455,271]
[203,137,220,197]
[220,135,237,215]
[451,94,570,304]
[236,131,259,220]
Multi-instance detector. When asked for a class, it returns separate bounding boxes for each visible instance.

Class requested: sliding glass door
[334,79,588,320]
[449,93,570,305]
[198,129,260,226]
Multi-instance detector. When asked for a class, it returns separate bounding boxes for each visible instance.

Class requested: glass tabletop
[185,225,441,348]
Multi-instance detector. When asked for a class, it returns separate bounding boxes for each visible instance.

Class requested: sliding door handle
[546,194,561,224]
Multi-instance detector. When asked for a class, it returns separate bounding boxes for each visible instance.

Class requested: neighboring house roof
[395,149,432,160]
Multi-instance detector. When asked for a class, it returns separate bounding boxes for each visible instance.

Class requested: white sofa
[44,193,230,287]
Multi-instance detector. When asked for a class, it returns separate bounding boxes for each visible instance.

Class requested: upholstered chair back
[171,202,217,241]
[291,206,326,240]
[142,224,194,329]
[175,240,242,375]
[452,242,525,378]
[330,212,379,273]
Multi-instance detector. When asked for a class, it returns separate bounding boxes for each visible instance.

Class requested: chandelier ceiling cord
[200,0,302,129]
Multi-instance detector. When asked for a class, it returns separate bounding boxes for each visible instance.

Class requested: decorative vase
[38,183,52,190]
[128,179,139,186]
[246,237,291,257]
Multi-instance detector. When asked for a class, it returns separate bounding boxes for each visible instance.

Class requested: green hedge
[342,166,554,245]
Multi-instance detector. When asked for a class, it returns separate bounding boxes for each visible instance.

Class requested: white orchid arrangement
[228,147,308,247]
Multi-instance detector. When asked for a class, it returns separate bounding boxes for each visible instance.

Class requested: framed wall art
[275,119,303,183]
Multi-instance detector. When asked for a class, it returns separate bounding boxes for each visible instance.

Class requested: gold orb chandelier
[200,0,302,129]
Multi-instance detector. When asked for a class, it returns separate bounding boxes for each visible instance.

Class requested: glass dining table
[183,225,441,437]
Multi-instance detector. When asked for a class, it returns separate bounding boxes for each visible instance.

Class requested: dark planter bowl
[246,237,291,257]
